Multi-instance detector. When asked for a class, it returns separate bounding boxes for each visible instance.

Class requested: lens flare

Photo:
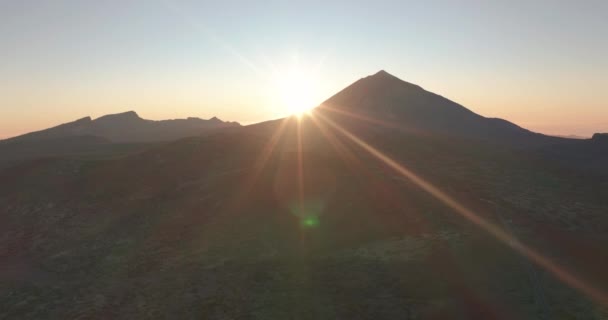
[313,111,608,307]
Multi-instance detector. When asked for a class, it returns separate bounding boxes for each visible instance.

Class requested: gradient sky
[1,0,607,138]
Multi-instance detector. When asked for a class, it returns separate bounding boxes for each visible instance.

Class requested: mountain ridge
[1,111,240,144]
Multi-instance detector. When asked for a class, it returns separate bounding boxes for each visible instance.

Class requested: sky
[1,0,607,138]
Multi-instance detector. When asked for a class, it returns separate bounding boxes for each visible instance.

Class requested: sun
[272,67,319,116]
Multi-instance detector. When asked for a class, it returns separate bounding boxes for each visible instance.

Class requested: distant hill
[0,111,240,169]
[1,111,240,143]
[319,70,558,145]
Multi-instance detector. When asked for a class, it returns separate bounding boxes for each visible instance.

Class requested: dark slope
[535,132,608,175]
[0,116,94,143]
[1,114,607,319]
[319,70,559,144]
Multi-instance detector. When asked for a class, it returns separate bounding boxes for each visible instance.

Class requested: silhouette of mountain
[317,71,606,174]
[319,70,554,144]
[0,111,240,169]
[592,133,608,143]
[2,111,240,144]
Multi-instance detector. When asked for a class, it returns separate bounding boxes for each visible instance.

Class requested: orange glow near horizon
[1,89,605,140]
[1,66,606,140]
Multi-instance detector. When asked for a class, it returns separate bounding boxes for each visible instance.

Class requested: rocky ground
[1,117,607,319]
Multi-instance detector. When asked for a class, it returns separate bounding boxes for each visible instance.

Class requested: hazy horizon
[2,0,607,138]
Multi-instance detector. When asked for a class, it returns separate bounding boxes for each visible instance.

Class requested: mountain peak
[319,70,542,143]
[372,69,393,77]
[361,70,420,90]
[369,69,404,82]
[75,116,93,124]
[114,110,139,118]
[321,69,423,110]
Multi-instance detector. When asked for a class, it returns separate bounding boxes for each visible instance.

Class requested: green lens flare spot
[289,199,324,228]
[302,215,319,228]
